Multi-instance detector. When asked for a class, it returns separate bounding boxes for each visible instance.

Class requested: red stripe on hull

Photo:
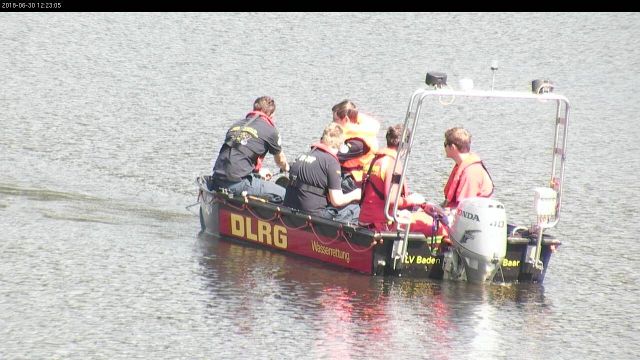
[218,208,373,274]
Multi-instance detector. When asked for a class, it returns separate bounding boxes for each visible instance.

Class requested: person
[359,124,447,238]
[331,100,381,192]
[210,96,289,202]
[442,127,494,209]
[284,123,361,222]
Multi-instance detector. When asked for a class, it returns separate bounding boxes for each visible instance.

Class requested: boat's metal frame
[384,85,570,273]
[196,72,570,284]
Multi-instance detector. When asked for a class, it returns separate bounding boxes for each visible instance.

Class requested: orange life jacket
[359,147,408,225]
[340,113,380,182]
[359,148,445,238]
[443,153,494,207]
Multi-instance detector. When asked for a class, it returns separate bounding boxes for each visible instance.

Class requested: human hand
[438,206,453,226]
[258,168,273,180]
[352,187,362,201]
[406,192,426,205]
[397,209,412,224]
[422,202,447,217]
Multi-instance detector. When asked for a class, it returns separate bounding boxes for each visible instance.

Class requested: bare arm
[274,151,289,172]
[327,188,361,208]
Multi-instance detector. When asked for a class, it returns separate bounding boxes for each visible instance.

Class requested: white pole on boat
[490,60,498,91]
[392,214,413,269]
[531,187,557,270]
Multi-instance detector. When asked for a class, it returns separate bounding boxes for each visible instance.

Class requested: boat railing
[383,77,570,270]
[197,175,436,252]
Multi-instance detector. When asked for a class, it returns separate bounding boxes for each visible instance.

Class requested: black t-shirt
[283,147,342,216]
[212,115,282,182]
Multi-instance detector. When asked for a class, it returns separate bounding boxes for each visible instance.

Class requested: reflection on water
[196,232,553,358]
[3,11,637,359]
[1,182,193,226]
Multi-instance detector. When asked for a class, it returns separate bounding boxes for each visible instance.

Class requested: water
[1,12,639,359]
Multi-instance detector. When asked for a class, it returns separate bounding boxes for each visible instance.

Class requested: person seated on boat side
[210,96,290,202]
[283,122,362,222]
[331,100,381,193]
[359,124,448,239]
[441,127,494,211]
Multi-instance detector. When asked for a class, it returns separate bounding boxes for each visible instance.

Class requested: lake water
[1,12,639,359]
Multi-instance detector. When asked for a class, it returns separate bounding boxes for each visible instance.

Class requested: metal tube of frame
[383,88,570,230]
[384,88,426,223]
[558,103,570,218]
[550,101,562,176]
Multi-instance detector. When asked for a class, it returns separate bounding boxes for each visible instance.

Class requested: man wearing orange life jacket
[442,127,494,209]
[359,124,448,238]
[331,100,380,191]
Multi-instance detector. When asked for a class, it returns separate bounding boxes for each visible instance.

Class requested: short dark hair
[331,100,358,122]
[444,127,471,152]
[386,124,405,147]
[254,96,276,116]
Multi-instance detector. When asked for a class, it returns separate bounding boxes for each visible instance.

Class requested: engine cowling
[449,197,507,282]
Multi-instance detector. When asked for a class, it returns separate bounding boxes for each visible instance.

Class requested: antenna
[490,60,498,91]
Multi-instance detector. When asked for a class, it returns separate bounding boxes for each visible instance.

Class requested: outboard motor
[449,197,507,283]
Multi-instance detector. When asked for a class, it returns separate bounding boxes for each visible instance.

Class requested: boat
[196,69,569,284]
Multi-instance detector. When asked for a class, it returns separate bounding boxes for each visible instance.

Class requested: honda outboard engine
[449,197,507,283]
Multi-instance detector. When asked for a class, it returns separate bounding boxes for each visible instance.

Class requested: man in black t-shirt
[211,96,289,201]
[284,123,361,222]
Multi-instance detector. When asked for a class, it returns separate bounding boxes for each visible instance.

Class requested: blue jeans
[321,203,361,223]
[212,175,286,203]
